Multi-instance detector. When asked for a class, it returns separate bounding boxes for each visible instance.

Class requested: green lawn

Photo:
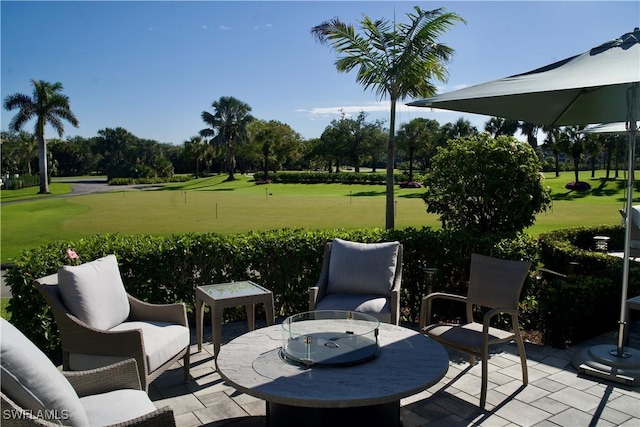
[0,171,634,264]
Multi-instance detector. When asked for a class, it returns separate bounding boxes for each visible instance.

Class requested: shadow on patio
[148,320,640,427]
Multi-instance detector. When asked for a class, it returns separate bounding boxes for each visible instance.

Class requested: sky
[2,1,639,145]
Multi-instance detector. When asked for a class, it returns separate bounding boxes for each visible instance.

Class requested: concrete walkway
[149,321,640,427]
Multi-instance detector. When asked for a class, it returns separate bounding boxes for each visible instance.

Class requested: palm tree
[184,136,206,178]
[518,121,539,148]
[3,80,79,193]
[312,6,465,230]
[484,117,518,138]
[200,96,253,181]
[396,118,438,182]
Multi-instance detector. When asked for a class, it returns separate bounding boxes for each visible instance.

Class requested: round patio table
[215,319,449,427]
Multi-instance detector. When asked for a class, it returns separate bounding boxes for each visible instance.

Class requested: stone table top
[215,321,449,408]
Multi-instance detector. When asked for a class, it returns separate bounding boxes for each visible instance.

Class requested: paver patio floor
[149,320,640,427]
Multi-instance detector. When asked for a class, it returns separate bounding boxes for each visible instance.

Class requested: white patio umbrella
[409,28,640,385]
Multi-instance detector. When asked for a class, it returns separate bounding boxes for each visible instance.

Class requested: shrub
[6,228,536,360]
[536,225,640,347]
[423,135,552,234]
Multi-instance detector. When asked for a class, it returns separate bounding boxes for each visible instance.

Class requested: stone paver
[148,322,640,426]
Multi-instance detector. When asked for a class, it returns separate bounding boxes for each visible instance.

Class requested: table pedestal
[267,400,400,427]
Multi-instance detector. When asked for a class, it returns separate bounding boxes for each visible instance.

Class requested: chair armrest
[309,286,320,311]
[118,406,176,427]
[481,307,521,346]
[1,393,60,426]
[419,292,468,330]
[128,295,188,327]
[64,359,142,397]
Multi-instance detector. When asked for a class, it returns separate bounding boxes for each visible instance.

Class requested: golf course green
[0,171,632,264]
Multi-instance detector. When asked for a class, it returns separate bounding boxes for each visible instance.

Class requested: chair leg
[480,348,488,410]
[183,351,190,383]
[514,333,528,385]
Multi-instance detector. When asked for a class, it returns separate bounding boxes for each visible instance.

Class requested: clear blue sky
[2,1,638,145]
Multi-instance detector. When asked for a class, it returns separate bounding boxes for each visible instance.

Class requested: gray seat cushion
[0,319,90,426]
[68,321,189,373]
[81,389,158,426]
[58,254,130,330]
[315,293,391,323]
[110,321,190,372]
[327,238,399,296]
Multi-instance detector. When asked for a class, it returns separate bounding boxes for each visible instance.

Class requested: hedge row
[537,225,640,348]
[253,171,423,185]
[6,227,533,361]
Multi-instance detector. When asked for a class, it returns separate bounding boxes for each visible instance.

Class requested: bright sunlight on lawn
[0,171,634,264]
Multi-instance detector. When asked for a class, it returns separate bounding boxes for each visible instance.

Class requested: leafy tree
[484,117,519,138]
[436,117,478,146]
[542,125,564,177]
[396,118,439,181]
[518,121,540,148]
[3,79,79,193]
[94,127,173,180]
[564,125,587,185]
[184,136,206,178]
[200,96,254,181]
[312,6,465,230]
[583,133,602,178]
[49,135,97,176]
[246,120,303,180]
[423,134,551,234]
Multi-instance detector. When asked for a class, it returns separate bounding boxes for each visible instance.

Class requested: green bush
[536,225,640,347]
[253,171,411,185]
[6,228,535,360]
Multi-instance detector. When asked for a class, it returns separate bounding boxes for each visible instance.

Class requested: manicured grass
[0,171,635,264]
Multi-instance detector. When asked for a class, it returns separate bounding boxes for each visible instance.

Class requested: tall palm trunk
[36,122,50,194]
[386,97,397,230]
[226,140,236,181]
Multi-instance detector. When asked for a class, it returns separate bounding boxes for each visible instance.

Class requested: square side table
[195,281,275,357]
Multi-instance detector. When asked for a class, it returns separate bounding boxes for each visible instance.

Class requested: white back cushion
[327,238,399,295]
[1,319,89,426]
[58,254,130,330]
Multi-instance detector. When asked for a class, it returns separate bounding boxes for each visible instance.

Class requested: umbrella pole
[571,84,640,386]
[616,111,636,356]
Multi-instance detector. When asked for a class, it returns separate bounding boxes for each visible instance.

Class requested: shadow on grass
[552,178,630,201]
[349,191,386,197]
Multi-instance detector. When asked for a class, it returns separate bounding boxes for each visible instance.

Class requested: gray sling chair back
[419,253,531,409]
[309,238,403,325]
[33,254,190,392]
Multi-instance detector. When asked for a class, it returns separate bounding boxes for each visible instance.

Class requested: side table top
[215,322,449,408]
[196,281,271,301]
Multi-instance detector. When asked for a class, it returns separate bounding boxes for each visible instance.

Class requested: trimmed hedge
[252,171,425,185]
[537,225,640,348]
[5,228,534,361]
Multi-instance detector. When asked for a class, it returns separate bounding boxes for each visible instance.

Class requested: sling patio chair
[309,238,403,325]
[34,254,190,392]
[419,253,531,409]
[1,318,176,426]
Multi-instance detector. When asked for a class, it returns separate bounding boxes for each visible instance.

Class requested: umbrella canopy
[407,28,640,126]
[409,28,640,386]
[583,121,640,134]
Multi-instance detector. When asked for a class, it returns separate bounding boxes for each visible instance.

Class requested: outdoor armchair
[1,318,176,427]
[33,254,190,392]
[309,238,403,325]
[419,253,531,409]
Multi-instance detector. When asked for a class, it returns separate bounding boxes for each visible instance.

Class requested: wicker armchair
[419,253,531,409]
[309,239,403,325]
[1,319,176,427]
[34,255,190,391]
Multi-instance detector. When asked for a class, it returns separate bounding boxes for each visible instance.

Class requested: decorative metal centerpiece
[281,310,380,367]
